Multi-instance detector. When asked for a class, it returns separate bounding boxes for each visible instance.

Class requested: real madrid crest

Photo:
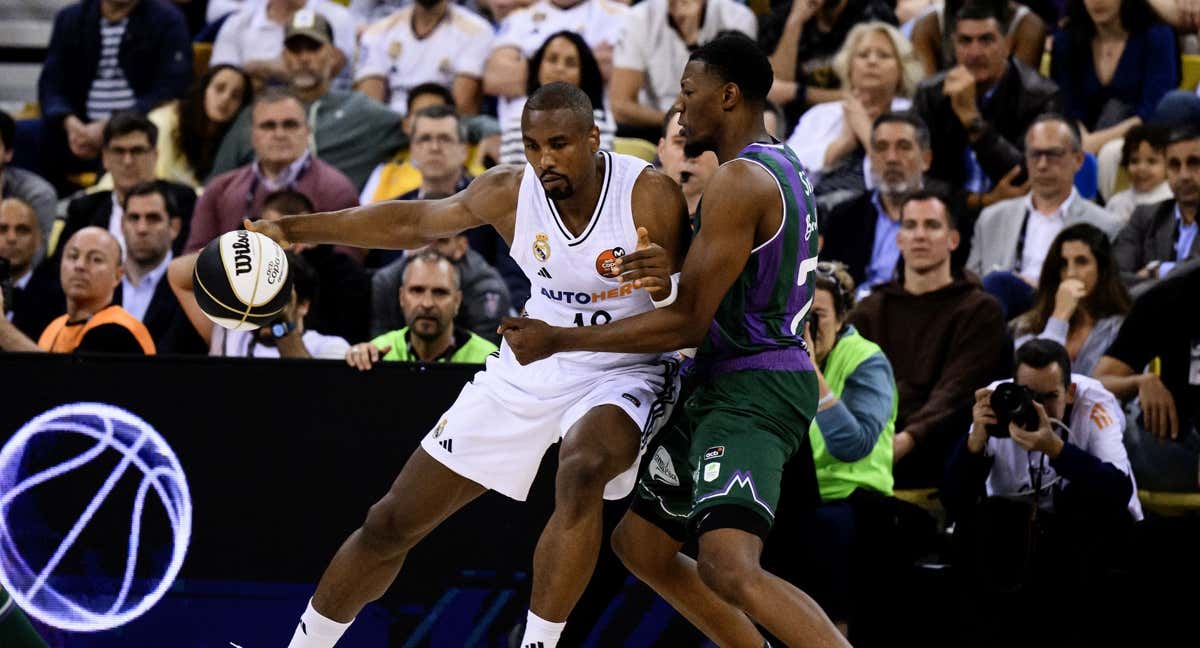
[533,233,551,262]
[388,41,402,59]
[438,58,452,76]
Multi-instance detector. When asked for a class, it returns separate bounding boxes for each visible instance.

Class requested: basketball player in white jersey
[248,82,690,648]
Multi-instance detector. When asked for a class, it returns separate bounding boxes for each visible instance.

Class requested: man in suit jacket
[967,116,1122,318]
[821,112,971,293]
[912,2,1062,213]
[1,197,63,338]
[113,181,204,353]
[59,112,196,257]
[1114,128,1200,290]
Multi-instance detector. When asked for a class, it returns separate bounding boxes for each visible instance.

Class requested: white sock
[519,610,566,648]
[287,599,353,648]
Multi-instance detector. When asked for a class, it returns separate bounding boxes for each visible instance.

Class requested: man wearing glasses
[60,112,197,259]
[966,115,1122,318]
[183,87,358,255]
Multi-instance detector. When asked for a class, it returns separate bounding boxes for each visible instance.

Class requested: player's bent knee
[556,450,617,498]
[359,496,426,556]
[697,552,758,608]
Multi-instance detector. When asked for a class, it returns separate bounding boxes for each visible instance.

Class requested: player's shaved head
[523,82,595,134]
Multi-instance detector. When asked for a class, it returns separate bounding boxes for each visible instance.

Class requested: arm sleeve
[904,296,1009,446]
[1113,216,1149,283]
[965,209,988,276]
[136,8,192,113]
[76,323,149,354]
[731,4,758,38]
[941,434,995,520]
[354,26,391,82]
[813,352,895,462]
[37,9,77,121]
[1036,317,1070,346]
[612,12,647,71]
[971,120,1025,185]
[785,104,841,176]
[209,12,244,66]
[456,21,494,78]
[1050,443,1133,514]
[1136,25,1179,121]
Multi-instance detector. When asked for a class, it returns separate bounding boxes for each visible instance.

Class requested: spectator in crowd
[0,199,63,339]
[211,0,359,86]
[797,261,897,639]
[1013,223,1132,375]
[209,11,406,191]
[786,21,922,206]
[355,0,493,116]
[347,0,407,24]
[61,112,198,259]
[944,339,1139,645]
[1051,0,1177,158]
[260,189,370,344]
[483,0,627,140]
[26,0,191,191]
[168,250,351,359]
[360,83,459,205]
[0,227,154,354]
[913,1,1062,212]
[821,112,932,293]
[761,0,898,136]
[1094,263,1200,491]
[657,108,718,222]
[1114,126,1200,288]
[371,230,512,342]
[115,181,205,353]
[349,250,499,368]
[1105,123,1172,224]
[851,190,1010,487]
[0,112,57,255]
[500,31,615,165]
[967,115,1122,319]
[185,88,359,255]
[143,64,254,189]
[763,100,786,140]
[610,0,756,137]
[911,0,1047,76]
[477,0,537,24]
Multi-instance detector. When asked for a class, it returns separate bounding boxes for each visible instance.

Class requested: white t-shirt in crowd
[211,0,361,72]
[980,374,1143,520]
[356,4,494,115]
[612,0,756,114]
[210,326,351,360]
[490,0,629,126]
[785,96,912,186]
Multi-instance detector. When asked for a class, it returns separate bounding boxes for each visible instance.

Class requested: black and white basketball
[192,230,292,331]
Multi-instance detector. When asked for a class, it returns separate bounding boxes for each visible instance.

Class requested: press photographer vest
[810,328,897,502]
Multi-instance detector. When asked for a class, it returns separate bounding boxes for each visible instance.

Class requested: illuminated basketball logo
[595,247,626,278]
[533,233,551,262]
[0,402,192,632]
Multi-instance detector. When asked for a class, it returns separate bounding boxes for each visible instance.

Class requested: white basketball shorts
[420,348,680,501]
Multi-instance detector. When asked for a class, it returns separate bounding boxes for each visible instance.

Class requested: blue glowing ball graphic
[0,403,191,632]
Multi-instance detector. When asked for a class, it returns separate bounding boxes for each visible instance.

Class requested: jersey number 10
[573,310,612,327]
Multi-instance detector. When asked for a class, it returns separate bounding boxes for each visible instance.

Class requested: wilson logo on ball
[231,231,254,275]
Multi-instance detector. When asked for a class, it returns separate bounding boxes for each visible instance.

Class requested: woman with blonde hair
[786,21,923,200]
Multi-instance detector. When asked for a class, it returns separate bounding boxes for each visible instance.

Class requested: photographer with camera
[944,338,1140,645]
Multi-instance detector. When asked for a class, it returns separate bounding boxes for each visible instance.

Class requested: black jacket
[38,0,192,124]
[113,275,206,354]
[60,182,196,257]
[8,259,65,340]
[913,58,1062,188]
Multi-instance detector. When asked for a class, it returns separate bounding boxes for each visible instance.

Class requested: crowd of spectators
[3,0,1200,643]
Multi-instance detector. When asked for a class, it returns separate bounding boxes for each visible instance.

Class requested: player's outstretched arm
[246,166,522,250]
[502,161,769,361]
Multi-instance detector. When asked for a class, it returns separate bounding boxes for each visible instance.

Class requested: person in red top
[182,87,358,256]
[0,226,154,354]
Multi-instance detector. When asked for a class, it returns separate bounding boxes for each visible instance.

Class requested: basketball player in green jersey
[501,33,847,648]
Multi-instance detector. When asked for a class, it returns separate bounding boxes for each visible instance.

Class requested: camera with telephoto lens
[986,382,1042,438]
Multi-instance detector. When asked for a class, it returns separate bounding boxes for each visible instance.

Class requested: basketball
[192,230,292,331]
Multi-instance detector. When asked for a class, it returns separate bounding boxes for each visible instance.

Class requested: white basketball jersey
[508,151,659,372]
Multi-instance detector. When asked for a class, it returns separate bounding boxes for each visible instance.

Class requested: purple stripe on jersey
[709,347,814,376]
[744,313,772,349]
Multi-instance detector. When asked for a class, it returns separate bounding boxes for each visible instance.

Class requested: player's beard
[683,139,713,159]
